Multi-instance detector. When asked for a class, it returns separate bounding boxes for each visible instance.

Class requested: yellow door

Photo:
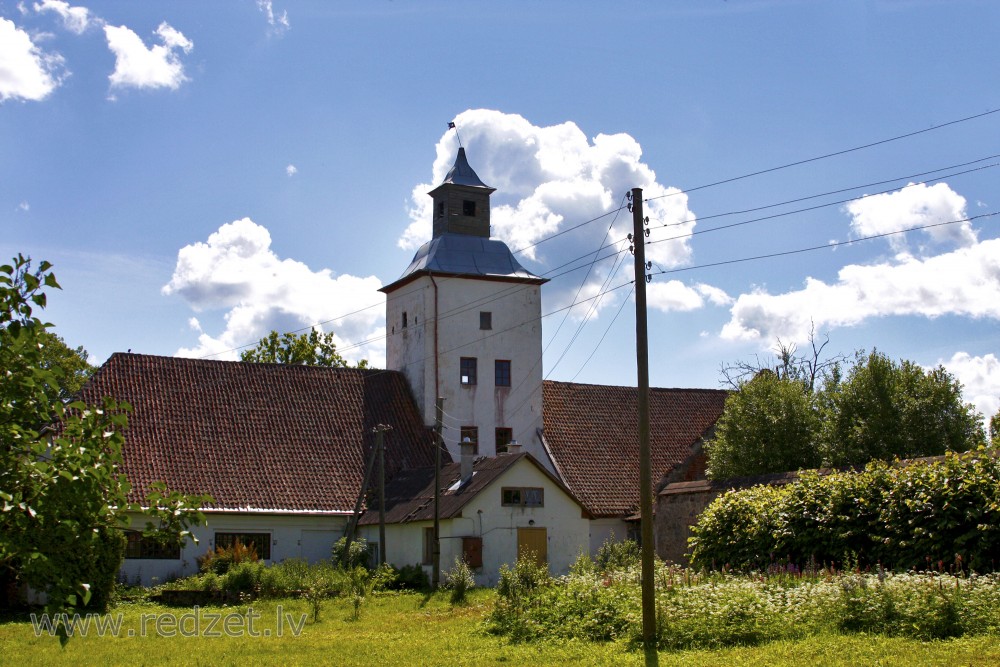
[517,527,547,566]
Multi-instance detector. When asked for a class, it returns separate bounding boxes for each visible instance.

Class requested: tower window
[437,201,444,218]
[463,200,476,216]
[480,311,492,330]
[402,312,408,328]
[495,360,511,387]
[460,357,477,385]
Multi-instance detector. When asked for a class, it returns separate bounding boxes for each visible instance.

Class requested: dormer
[429,147,496,238]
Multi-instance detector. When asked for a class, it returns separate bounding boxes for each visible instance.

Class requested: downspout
[429,271,440,410]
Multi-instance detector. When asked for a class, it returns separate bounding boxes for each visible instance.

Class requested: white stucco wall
[385,275,547,467]
[361,457,589,586]
[588,518,634,555]
[119,512,349,586]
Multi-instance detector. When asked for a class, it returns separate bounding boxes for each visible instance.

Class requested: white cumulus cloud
[845,182,975,252]
[939,352,1000,426]
[0,16,66,101]
[286,164,297,177]
[33,0,94,34]
[400,109,720,320]
[722,182,1000,343]
[163,218,386,366]
[104,21,192,91]
[647,281,733,314]
[721,237,1000,343]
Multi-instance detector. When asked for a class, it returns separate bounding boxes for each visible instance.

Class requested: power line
[647,161,1000,248]
[648,212,999,278]
[644,107,1000,201]
[653,154,1000,230]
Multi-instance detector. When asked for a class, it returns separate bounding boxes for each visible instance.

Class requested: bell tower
[382,148,550,466]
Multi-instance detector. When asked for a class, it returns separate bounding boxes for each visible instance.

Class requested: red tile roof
[542,380,727,518]
[79,353,439,513]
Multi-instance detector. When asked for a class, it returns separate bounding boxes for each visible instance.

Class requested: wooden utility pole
[631,187,656,649]
[432,397,444,589]
[374,424,392,565]
[342,432,382,565]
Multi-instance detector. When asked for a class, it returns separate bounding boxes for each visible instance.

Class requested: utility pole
[374,424,392,566]
[342,431,381,566]
[631,187,656,650]
[432,397,444,589]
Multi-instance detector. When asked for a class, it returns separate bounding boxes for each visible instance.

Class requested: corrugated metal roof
[440,147,491,189]
[386,233,546,288]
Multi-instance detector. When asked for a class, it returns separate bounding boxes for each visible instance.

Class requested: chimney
[507,440,523,455]
[460,438,475,485]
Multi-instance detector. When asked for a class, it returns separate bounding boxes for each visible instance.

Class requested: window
[463,200,476,216]
[495,427,513,453]
[479,311,492,330]
[124,531,181,559]
[460,426,479,455]
[402,311,408,328]
[437,201,444,218]
[495,360,511,387]
[214,532,271,560]
[502,487,544,507]
[460,357,477,385]
[422,527,434,565]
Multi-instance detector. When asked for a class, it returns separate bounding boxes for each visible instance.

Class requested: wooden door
[517,527,547,566]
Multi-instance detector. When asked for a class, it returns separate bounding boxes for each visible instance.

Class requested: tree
[820,350,985,466]
[240,328,368,368]
[990,407,1000,445]
[0,255,207,642]
[707,345,985,479]
[37,331,95,398]
[719,323,846,392]
[705,370,822,480]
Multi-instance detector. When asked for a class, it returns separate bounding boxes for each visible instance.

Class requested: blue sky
[2,0,998,422]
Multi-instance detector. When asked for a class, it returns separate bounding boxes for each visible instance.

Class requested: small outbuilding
[359,445,591,586]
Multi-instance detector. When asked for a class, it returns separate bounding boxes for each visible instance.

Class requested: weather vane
[448,121,463,148]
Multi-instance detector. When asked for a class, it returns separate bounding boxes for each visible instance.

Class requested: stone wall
[655,472,802,564]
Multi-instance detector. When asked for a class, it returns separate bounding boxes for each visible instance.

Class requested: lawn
[2,590,999,666]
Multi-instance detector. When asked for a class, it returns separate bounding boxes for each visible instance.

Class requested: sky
[2,0,998,424]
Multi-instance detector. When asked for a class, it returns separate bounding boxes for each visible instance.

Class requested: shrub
[595,538,641,572]
[386,563,429,591]
[443,558,475,604]
[197,540,259,575]
[332,537,370,570]
[689,451,1000,572]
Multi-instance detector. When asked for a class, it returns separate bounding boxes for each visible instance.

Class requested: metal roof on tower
[381,147,547,292]
[440,147,493,189]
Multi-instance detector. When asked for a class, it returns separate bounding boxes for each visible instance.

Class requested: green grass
[1,590,999,666]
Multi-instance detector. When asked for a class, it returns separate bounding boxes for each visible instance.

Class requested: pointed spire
[441,147,490,189]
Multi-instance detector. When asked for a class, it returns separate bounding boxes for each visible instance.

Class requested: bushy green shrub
[595,538,641,572]
[689,451,1000,572]
[385,563,429,591]
[443,558,475,604]
[332,537,370,569]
